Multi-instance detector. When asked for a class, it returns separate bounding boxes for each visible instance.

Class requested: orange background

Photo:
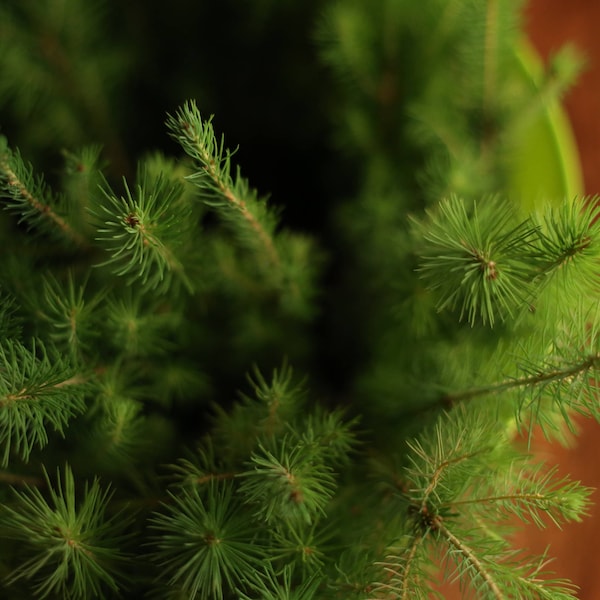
[439,2,600,597]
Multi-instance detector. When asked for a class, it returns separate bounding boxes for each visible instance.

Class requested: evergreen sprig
[374,536,437,600]
[161,365,355,597]
[0,289,23,339]
[237,565,322,600]
[1,465,129,600]
[166,101,280,268]
[60,145,105,237]
[299,408,357,467]
[88,396,147,468]
[268,521,330,574]
[456,462,591,529]
[414,195,538,326]
[533,198,600,308]
[0,137,87,247]
[239,437,337,526]
[244,362,306,432]
[166,101,318,317]
[103,290,180,358]
[436,525,579,600]
[211,363,310,463]
[0,340,87,466]
[515,305,600,435]
[377,408,593,598]
[37,272,104,361]
[150,482,265,600]
[95,173,194,293]
[171,438,233,488]
[439,301,600,438]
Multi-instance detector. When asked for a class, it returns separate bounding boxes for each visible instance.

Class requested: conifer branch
[88,397,148,467]
[419,450,485,511]
[437,521,580,600]
[399,536,424,600]
[444,463,592,528]
[36,273,107,360]
[532,198,600,303]
[166,101,281,270]
[1,373,87,403]
[415,195,537,326]
[443,353,600,405]
[150,482,265,600]
[0,340,88,466]
[375,533,428,600]
[436,518,505,600]
[0,3,593,597]
[211,363,312,463]
[95,174,194,293]
[239,437,336,526]
[170,438,236,488]
[238,564,322,600]
[401,409,590,598]
[1,465,130,599]
[0,139,88,247]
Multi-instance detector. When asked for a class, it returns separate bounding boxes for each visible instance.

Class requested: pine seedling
[0,0,596,598]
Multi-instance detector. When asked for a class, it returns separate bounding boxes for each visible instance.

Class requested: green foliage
[238,565,322,600]
[239,438,336,526]
[375,408,591,599]
[0,340,87,466]
[0,136,87,247]
[414,195,537,326]
[0,0,595,599]
[166,100,318,317]
[151,367,355,599]
[1,465,129,599]
[37,273,105,360]
[0,289,23,338]
[95,173,195,293]
[534,198,600,310]
[150,482,265,600]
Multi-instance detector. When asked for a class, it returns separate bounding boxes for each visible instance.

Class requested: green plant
[0,0,594,598]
